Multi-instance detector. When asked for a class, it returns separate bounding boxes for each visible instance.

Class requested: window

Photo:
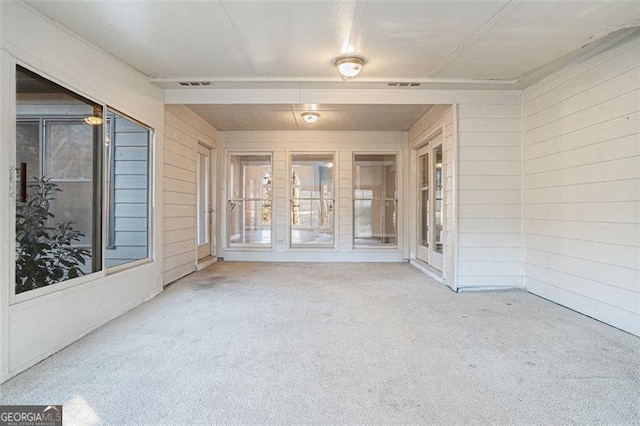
[105,110,152,269]
[290,153,334,247]
[15,66,103,294]
[14,66,154,296]
[353,154,397,247]
[227,153,272,247]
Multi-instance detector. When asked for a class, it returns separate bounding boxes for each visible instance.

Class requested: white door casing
[416,131,444,272]
[196,143,215,260]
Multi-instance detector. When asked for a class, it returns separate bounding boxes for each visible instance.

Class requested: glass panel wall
[15,66,103,294]
[433,145,444,254]
[419,152,430,248]
[197,147,209,246]
[290,153,334,247]
[353,154,397,246]
[227,153,272,246]
[105,110,151,268]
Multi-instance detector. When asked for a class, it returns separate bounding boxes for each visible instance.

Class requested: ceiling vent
[388,82,421,87]
[178,81,213,87]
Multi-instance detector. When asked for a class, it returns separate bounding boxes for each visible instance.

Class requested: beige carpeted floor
[2,262,639,424]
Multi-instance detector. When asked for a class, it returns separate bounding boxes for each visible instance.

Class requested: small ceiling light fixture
[334,56,365,80]
[84,116,103,126]
[301,112,320,124]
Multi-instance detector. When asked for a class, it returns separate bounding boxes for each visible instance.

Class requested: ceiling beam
[164,88,522,106]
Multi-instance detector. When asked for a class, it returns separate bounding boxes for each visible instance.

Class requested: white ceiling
[188,104,433,131]
[24,0,640,130]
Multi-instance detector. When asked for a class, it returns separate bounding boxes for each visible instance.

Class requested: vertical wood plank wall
[408,105,456,288]
[523,33,640,335]
[163,105,218,285]
[456,99,524,290]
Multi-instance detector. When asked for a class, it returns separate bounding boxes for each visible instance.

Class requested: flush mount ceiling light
[301,112,320,124]
[334,56,365,80]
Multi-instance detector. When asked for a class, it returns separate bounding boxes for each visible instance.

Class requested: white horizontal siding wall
[163,105,218,285]
[456,98,524,290]
[524,32,640,336]
[408,105,456,289]
[222,131,406,262]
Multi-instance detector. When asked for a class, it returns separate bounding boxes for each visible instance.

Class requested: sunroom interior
[1,0,638,386]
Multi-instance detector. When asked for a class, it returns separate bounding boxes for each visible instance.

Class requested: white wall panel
[163,105,218,284]
[408,105,457,289]
[524,32,640,336]
[526,112,638,160]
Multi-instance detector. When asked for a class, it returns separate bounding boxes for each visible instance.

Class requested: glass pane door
[433,145,443,254]
[197,144,211,259]
[419,151,430,249]
[417,144,430,264]
[353,154,398,246]
[290,153,334,247]
[416,134,444,272]
[227,153,272,247]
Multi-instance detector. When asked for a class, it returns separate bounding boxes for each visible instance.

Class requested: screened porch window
[290,153,335,248]
[227,153,273,247]
[353,154,397,247]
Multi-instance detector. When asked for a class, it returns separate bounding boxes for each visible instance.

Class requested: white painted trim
[414,125,446,278]
[153,76,518,85]
[13,272,105,305]
[107,258,153,276]
[165,89,523,106]
[451,104,460,292]
[0,50,14,380]
[196,256,217,271]
[458,286,525,293]
[409,260,445,285]
[520,94,527,290]
[223,251,404,263]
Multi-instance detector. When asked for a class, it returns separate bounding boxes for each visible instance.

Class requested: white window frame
[105,107,154,274]
[287,150,338,251]
[352,152,400,250]
[10,62,155,304]
[224,150,274,250]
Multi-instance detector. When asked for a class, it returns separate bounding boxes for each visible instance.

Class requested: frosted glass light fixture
[301,112,320,123]
[335,56,365,79]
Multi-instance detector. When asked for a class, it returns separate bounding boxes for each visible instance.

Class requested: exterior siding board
[524,33,640,336]
[162,105,218,284]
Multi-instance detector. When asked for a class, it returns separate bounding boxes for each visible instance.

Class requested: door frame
[412,126,446,280]
[196,142,217,269]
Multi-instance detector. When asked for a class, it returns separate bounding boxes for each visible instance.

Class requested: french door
[417,132,444,272]
[196,144,215,260]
